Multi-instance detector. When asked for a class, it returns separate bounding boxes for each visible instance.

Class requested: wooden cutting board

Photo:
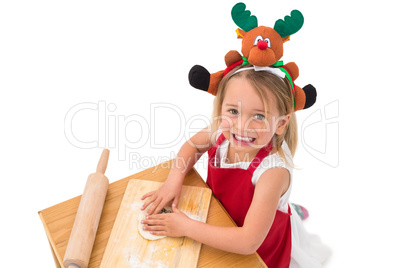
[100,179,212,268]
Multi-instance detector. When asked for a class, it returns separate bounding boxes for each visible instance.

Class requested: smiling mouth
[233,134,256,143]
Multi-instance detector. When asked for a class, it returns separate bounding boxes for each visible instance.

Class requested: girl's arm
[143,167,290,255]
[141,126,213,215]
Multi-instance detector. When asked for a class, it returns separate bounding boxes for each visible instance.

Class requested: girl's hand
[141,180,182,215]
[141,204,191,237]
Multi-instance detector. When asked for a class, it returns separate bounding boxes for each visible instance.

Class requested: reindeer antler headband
[188,2,317,111]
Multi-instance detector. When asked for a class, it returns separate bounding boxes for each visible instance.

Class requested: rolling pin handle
[96,149,110,174]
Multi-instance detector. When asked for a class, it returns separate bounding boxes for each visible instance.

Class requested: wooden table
[38,160,267,267]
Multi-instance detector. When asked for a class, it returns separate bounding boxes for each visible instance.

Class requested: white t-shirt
[212,133,331,267]
[215,138,293,213]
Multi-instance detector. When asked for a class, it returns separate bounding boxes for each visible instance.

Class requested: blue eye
[229,109,239,115]
[254,114,265,120]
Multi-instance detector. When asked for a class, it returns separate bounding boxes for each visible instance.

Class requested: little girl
[141,65,330,267]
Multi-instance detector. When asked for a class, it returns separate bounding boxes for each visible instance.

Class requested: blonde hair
[211,65,298,162]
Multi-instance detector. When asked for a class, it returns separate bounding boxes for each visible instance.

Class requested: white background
[1,0,401,267]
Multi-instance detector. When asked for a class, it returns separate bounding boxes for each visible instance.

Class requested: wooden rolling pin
[63,149,110,268]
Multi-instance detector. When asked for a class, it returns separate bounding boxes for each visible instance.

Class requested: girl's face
[220,76,289,155]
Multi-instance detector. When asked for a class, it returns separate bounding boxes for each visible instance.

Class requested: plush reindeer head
[188,2,316,111]
[232,3,304,66]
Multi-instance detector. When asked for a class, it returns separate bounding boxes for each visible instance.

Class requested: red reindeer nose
[257,40,268,50]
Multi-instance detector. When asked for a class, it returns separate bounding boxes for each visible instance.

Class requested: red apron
[207,134,292,267]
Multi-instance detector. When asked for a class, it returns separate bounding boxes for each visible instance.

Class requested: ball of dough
[137,207,172,241]
[138,211,166,240]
